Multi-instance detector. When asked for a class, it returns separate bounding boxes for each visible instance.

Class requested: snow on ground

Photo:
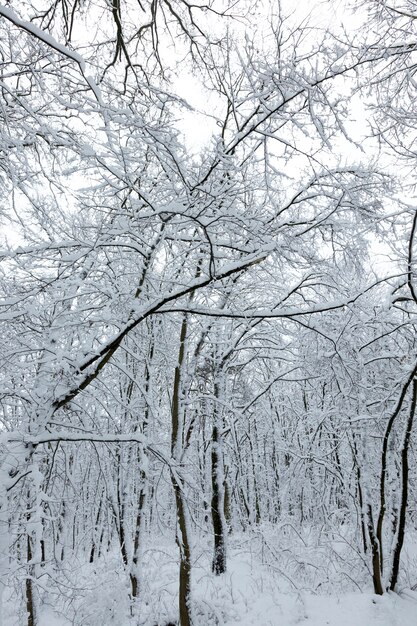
[5,528,417,625]
[35,570,417,626]
[193,556,417,626]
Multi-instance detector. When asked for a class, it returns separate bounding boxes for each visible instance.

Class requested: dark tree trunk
[211,423,226,575]
[25,535,35,626]
[389,378,417,590]
[130,473,147,600]
[172,476,192,626]
[367,504,384,595]
[375,364,417,583]
[171,314,193,626]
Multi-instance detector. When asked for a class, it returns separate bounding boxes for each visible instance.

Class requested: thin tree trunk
[389,378,417,590]
[89,496,103,564]
[130,457,147,601]
[171,314,193,626]
[367,503,384,595]
[110,445,130,571]
[129,340,153,603]
[25,535,35,626]
[211,422,226,574]
[223,465,232,530]
[172,474,192,626]
[375,363,417,580]
[349,432,368,555]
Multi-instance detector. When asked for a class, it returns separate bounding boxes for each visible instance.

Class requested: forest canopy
[1,0,417,624]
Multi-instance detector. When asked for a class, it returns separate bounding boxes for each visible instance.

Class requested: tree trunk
[130,458,147,601]
[172,475,192,626]
[171,314,193,626]
[389,378,417,590]
[211,423,226,574]
[223,465,232,530]
[25,535,35,626]
[367,503,384,595]
[375,364,417,583]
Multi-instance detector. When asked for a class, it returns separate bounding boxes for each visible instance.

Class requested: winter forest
[3,0,417,624]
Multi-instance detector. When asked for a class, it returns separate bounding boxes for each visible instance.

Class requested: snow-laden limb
[157,273,407,319]
[6,431,146,447]
[48,243,275,416]
[0,5,103,105]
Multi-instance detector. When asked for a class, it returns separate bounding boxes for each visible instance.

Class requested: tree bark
[25,535,35,626]
[389,378,417,590]
[171,314,193,626]
[367,504,384,595]
[211,423,226,574]
[375,363,417,579]
[172,475,192,626]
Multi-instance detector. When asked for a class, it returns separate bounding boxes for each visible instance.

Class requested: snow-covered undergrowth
[5,525,417,625]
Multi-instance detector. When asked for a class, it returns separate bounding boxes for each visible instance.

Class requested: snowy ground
[5,527,417,625]
[196,561,417,626]
[37,588,417,626]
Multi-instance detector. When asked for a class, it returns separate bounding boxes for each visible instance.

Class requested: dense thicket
[1,0,417,624]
